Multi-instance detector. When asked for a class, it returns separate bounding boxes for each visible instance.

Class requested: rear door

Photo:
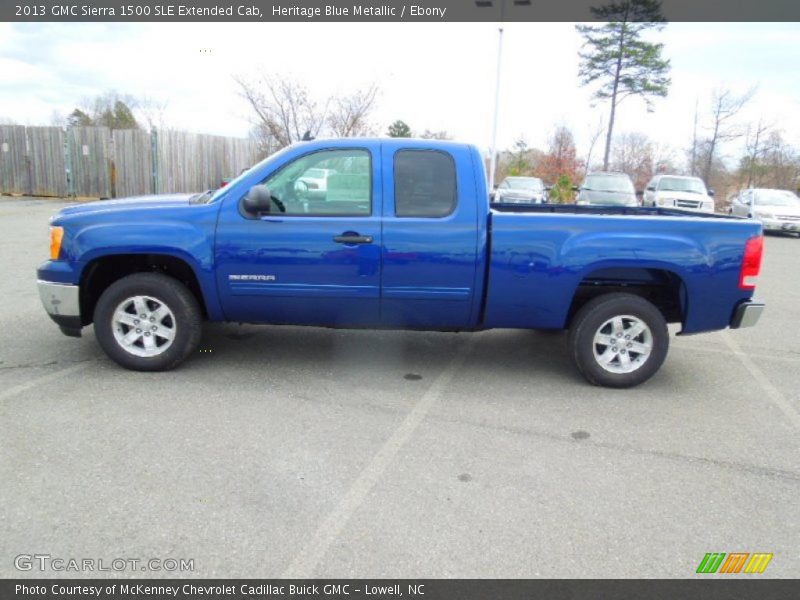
[379,143,481,329]
[215,145,382,326]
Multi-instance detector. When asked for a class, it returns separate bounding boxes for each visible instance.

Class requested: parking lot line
[0,361,93,403]
[721,330,800,430]
[281,335,478,578]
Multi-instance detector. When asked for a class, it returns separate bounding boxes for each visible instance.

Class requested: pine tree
[576,0,671,169]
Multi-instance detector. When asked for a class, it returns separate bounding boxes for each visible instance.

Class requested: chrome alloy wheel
[592,315,653,374]
[111,295,176,358]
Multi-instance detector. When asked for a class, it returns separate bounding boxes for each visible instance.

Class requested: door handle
[333,234,373,244]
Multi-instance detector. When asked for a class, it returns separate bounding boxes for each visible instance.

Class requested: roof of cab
[295,137,477,153]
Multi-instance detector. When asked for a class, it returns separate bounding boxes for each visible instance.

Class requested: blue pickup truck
[37,138,765,387]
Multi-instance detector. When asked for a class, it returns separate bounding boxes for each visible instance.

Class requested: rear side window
[394,150,457,218]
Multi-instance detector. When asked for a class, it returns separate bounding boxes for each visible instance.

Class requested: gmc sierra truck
[37,138,765,387]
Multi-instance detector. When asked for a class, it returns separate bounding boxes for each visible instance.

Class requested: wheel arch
[79,252,213,326]
[565,262,689,329]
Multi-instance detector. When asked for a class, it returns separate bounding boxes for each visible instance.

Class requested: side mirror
[242,184,273,215]
[571,185,579,192]
[544,185,553,191]
[646,186,655,192]
[493,184,499,190]
[708,189,715,197]
[636,190,644,197]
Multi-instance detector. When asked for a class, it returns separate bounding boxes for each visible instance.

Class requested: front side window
[262,149,371,216]
[394,150,457,218]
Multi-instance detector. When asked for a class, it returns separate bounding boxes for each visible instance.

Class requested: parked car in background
[297,167,337,199]
[493,176,548,204]
[575,172,637,207]
[730,188,800,236]
[643,175,715,213]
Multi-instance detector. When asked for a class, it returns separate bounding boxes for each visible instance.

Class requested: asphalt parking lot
[1,196,798,579]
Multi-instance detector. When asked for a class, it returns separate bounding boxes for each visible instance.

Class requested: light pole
[477,1,531,191]
[488,21,504,192]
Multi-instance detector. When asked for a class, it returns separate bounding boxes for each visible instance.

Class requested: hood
[55,193,199,220]
[761,205,800,217]
[579,189,637,206]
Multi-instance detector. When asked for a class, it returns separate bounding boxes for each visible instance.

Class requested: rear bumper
[37,280,82,337]
[730,300,765,329]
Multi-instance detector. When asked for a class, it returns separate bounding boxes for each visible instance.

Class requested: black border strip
[2,0,800,22]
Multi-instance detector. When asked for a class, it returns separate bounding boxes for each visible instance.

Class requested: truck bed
[483,207,761,334]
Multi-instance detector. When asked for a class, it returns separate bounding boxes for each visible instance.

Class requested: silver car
[493,177,547,204]
[576,172,638,207]
[730,188,800,236]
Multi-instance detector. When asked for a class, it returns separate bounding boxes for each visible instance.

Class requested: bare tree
[701,86,755,184]
[583,117,605,176]
[327,84,379,137]
[610,131,676,189]
[419,129,452,140]
[758,131,800,190]
[689,96,699,175]
[742,117,772,187]
[137,96,170,131]
[235,74,328,150]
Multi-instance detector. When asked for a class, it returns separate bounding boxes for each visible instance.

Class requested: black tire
[568,293,669,388]
[93,273,202,371]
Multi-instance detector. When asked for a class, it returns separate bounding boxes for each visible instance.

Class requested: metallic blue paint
[38,138,761,336]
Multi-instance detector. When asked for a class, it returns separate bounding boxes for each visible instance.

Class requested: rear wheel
[94,273,202,371]
[568,293,668,388]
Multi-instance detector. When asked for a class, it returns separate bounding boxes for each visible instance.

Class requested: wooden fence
[0,126,260,199]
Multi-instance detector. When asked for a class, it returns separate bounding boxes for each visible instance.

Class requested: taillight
[739,235,763,290]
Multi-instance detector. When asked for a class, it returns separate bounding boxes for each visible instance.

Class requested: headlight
[49,226,64,260]
[755,211,774,219]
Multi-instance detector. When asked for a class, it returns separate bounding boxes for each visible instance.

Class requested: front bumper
[37,280,82,337]
[760,218,800,232]
[730,300,765,329]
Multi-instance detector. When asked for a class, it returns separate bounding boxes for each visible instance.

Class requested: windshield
[657,176,707,194]
[753,190,800,207]
[583,174,634,193]
[505,177,543,190]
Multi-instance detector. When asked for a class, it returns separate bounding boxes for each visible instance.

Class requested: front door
[215,146,382,326]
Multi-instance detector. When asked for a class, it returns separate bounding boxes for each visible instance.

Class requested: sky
[1,21,798,167]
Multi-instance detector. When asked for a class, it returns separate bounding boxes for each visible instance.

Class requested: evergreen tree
[577,0,671,169]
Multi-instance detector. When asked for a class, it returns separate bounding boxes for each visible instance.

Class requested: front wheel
[94,273,202,371]
[568,293,669,388]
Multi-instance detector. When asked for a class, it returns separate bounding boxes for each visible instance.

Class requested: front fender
[66,221,223,321]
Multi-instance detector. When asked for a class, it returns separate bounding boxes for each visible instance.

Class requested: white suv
[643,175,715,213]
